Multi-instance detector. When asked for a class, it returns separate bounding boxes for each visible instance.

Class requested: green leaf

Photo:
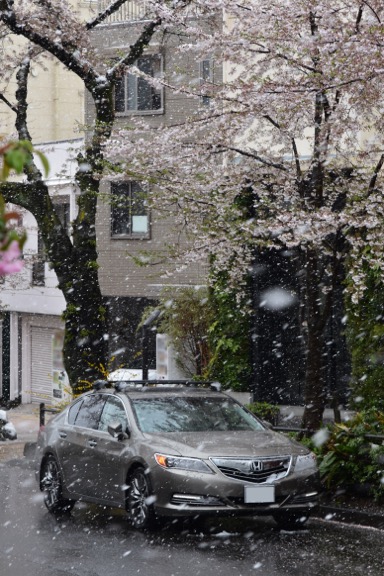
[34,150,50,177]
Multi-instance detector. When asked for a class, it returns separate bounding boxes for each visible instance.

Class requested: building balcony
[97,1,150,23]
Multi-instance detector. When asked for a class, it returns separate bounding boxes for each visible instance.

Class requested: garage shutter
[31,327,53,404]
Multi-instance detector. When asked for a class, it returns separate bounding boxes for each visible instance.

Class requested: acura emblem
[250,460,263,472]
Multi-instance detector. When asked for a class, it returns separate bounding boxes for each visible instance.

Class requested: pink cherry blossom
[0,240,24,275]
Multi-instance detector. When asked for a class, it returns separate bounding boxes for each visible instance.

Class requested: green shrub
[245,402,280,426]
[315,409,384,501]
[345,265,384,411]
[142,282,252,391]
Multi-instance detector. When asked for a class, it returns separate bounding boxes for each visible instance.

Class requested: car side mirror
[107,420,129,441]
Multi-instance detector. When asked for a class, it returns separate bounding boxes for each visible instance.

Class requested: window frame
[110,180,150,240]
[115,53,164,116]
[199,58,214,106]
[72,394,106,430]
[98,395,129,433]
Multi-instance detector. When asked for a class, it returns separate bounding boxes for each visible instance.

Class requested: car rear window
[131,396,265,433]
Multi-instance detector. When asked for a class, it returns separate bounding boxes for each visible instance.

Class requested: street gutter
[315,504,384,530]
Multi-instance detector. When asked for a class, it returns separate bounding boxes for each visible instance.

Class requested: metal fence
[97,1,150,23]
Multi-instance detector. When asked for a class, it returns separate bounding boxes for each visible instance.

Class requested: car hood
[142,429,307,458]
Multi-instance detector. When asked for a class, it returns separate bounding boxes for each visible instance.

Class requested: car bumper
[149,465,321,518]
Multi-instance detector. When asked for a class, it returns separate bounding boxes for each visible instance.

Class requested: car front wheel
[40,455,75,514]
[127,468,157,530]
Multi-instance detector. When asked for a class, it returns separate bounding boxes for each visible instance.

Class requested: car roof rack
[108,380,222,393]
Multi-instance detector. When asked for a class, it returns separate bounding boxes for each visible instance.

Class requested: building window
[199,59,213,106]
[115,54,163,114]
[111,181,149,238]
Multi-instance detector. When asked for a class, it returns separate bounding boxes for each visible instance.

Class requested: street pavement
[1,402,383,530]
[0,402,41,461]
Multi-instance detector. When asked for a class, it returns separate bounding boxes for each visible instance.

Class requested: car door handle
[88,440,97,447]
[59,432,67,439]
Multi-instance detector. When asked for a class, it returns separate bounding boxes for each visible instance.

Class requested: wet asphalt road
[0,457,383,576]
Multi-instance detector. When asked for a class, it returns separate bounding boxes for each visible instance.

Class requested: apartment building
[91,5,210,374]
[0,1,209,405]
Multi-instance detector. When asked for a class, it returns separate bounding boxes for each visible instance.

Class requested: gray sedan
[35,381,321,530]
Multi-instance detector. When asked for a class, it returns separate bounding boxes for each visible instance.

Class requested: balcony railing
[97,1,150,23]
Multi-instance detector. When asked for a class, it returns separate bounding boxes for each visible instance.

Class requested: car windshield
[131,396,265,433]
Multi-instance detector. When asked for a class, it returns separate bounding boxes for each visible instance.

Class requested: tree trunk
[301,322,325,432]
[61,270,108,395]
[301,248,327,433]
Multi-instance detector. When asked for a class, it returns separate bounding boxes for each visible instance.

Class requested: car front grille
[210,456,292,484]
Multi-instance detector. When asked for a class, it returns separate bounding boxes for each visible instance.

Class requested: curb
[314,505,384,530]
[0,441,27,461]
[0,440,36,462]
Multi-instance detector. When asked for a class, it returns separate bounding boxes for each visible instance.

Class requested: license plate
[244,485,275,503]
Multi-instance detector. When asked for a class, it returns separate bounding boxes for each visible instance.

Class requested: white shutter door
[31,327,53,404]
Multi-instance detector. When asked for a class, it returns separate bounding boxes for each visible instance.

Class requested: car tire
[40,455,75,514]
[272,511,309,530]
[127,468,157,530]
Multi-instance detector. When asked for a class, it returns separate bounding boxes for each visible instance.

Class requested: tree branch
[363,0,381,23]
[212,143,288,172]
[0,0,99,88]
[368,153,384,193]
[0,92,17,113]
[355,4,364,32]
[15,58,32,141]
[107,16,162,81]
[86,0,133,30]
[292,138,302,181]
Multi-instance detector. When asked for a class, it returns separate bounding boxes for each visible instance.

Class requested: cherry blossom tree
[108,0,384,431]
[0,0,193,392]
[1,0,383,429]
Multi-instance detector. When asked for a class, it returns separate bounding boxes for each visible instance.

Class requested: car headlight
[294,452,318,472]
[155,453,214,474]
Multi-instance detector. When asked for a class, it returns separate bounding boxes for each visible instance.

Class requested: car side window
[98,396,128,433]
[73,394,106,430]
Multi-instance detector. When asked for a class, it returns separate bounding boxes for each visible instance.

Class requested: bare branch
[0,0,99,88]
[0,92,17,113]
[107,17,162,80]
[363,0,381,23]
[212,143,288,172]
[86,0,132,30]
[368,153,384,193]
[291,138,302,181]
[355,4,364,32]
